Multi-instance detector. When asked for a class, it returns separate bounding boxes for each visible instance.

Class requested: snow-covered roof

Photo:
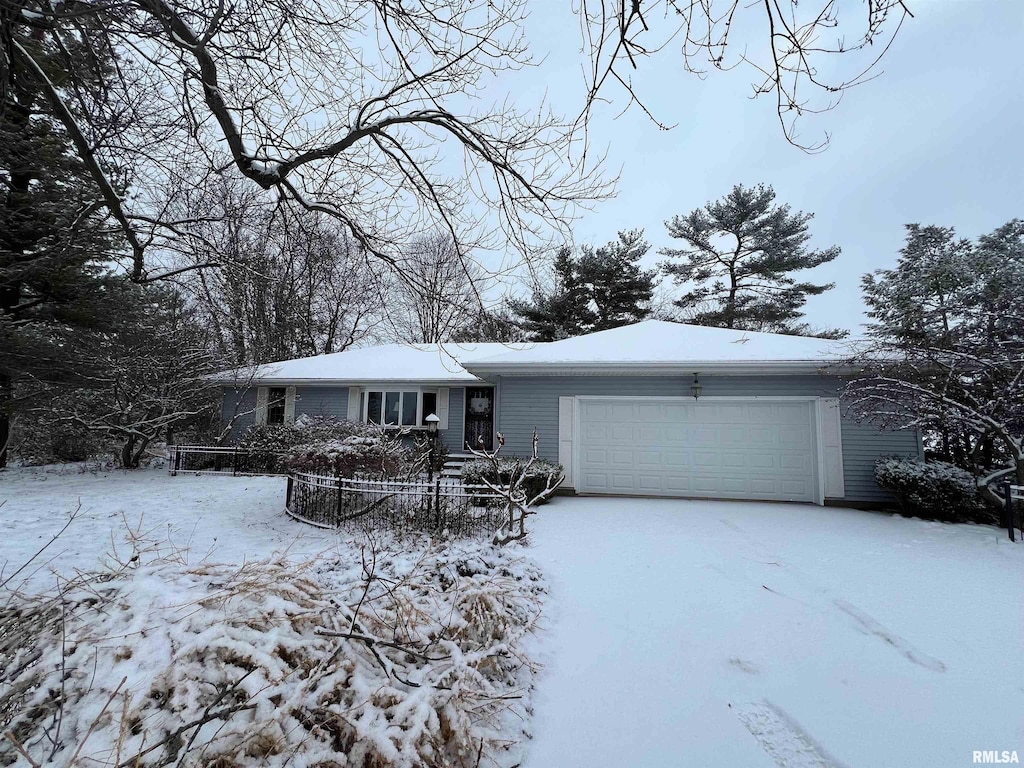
[463,320,855,375]
[214,322,857,385]
[215,343,534,385]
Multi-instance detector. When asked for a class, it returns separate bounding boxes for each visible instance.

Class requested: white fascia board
[216,377,485,387]
[463,361,856,376]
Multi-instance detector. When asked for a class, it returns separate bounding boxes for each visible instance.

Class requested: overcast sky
[506,0,1023,335]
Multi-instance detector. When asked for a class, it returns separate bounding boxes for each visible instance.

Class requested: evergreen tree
[851,219,1024,487]
[449,306,526,343]
[509,232,657,341]
[660,184,842,336]
[0,33,120,466]
[861,224,974,348]
[508,247,596,341]
[577,229,656,331]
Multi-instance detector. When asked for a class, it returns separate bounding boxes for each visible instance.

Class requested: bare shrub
[1,532,544,767]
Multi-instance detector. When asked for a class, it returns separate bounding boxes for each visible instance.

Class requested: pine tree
[861,224,974,347]
[660,184,842,336]
[577,229,656,331]
[0,33,120,466]
[851,219,1024,485]
[508,247,596,341]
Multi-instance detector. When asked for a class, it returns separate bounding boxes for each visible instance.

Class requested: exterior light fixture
[425,413,440,481]
[691,373,703,400]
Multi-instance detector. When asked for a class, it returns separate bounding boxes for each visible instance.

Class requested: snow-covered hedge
[1,540,545,767]
[239,416,427,478]
[461,458,564,505]
[874,456,994,523]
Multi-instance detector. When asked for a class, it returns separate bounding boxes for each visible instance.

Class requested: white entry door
[576,398,818,502]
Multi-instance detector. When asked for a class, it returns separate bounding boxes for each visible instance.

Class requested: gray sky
[509,0,1024,335]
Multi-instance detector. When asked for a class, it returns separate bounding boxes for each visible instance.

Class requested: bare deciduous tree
[6,0,609,284]
[387,233,481,343]
[174,175,385,365]
[578,0,913,150]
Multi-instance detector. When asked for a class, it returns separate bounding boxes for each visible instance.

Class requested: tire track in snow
[736,700,849,768]
[834,600,947,672]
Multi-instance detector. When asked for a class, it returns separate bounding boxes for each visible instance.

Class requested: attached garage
[559,396,846,505]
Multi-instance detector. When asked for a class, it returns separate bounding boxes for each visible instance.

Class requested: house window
[421,392,437,426]
[267,387,287,425]
[363,389,437,427]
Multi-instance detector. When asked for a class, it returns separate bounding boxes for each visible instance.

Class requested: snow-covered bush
[239,416,425,478]
[875,456,995,523]
[237,413,358,454]
[461,457,563,506]
[283,434,412,479]
[0,538,545,767]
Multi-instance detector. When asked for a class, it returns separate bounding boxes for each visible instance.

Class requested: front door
[464,387,494,451]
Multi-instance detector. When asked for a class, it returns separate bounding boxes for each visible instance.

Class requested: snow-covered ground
[1,467,542,767]
[3,468,1022,767]
[1,466,325,586]
[526,497,1024,768]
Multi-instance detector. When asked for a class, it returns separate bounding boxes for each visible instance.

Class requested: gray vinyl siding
[220,385,467,450]
[221,387,258,438]
[494,374,921,505]
[294,386,350,420]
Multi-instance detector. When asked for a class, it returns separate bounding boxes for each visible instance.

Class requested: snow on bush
[874,456,994,523]
[461,458,563,507]
[0,536,545,767]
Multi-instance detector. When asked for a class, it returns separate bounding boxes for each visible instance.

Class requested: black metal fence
[168,445,286,477]
[285,472,509,537]
[1003,483,1023,542]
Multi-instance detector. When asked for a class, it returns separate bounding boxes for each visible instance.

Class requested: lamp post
[425,413,440,481]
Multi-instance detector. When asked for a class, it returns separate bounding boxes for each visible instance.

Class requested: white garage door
[576,398,818,502]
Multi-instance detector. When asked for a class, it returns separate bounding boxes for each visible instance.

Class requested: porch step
[441,452,478,479]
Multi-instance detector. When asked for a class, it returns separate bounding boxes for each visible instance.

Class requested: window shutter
[437,388,449,430]
[821,398,845,498]
[255,387,269,425]
[284,386,296,424]
[347,387,362,421]
[558,396,574,488]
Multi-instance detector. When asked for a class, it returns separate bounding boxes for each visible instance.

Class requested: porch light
[691,373,703,400]
[425,413,440,433]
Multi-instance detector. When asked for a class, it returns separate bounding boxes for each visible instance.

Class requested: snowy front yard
[2,468,1023,767]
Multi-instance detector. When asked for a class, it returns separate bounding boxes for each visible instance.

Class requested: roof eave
[213,375,486,387]
[463,360,856,376]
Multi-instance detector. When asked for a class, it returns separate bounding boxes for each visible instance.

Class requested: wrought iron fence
[168,445,286,477]
[1003,483,1024,542]
[285,472,509,537]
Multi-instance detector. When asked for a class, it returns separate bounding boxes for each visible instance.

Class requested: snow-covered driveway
[526,497,1024,768]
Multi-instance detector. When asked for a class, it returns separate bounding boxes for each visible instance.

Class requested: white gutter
[462,360,858,376]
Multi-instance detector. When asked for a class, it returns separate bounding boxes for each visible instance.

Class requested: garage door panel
[610,474,636,490]
[610,450,633,466]
[748,453,776,469]
[664,451,691,468]
[577,398,816,502]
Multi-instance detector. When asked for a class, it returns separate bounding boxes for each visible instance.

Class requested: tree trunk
[121,436,138,468]
[0,371,10,468]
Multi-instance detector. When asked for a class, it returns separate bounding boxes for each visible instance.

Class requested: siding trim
[558,396,575,488]
[437,388,450,431]
[346,387,362,421]
[255,387,268,425]
[284,386,296,424]
[818,398,845,498]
